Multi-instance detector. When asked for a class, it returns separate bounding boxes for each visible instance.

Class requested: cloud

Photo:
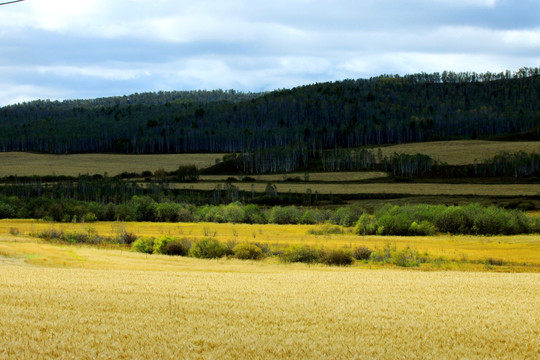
[0,0,539,105]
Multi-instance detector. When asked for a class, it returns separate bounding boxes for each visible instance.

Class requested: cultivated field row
[0,140,538,177]
[176,182,540,196]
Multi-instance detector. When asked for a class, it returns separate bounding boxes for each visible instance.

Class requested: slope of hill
[0,69,539,154]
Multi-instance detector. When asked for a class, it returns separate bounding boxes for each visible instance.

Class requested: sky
[0,0,539,105]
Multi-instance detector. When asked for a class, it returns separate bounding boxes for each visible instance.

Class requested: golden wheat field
[0,237,539,359]
[374,140,540,166]
[0,152,224,177]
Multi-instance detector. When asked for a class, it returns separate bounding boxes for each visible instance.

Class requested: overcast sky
[0,0,539,105]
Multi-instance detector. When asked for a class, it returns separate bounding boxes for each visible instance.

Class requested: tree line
[1,69,539,154]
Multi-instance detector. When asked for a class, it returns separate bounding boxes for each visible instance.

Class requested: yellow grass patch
[374,140,540,165]
[2,220,539,266]
[0,152,224,177]
[0,245,538,359]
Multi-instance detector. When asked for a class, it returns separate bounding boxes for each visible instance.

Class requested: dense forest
[1,68,539,154]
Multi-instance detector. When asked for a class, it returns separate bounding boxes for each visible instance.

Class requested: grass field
[0,152,224,177]
[176,182,540,196]
[0,140,538,177]
[0,237,539,359]
[2,220,540,267]
[374,140,540,165]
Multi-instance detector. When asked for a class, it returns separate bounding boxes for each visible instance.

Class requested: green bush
[355,214,378,235]
[232,243,263,260]
[391,246,421,267]
[153,235,177,254]
[329,206,365,227]
[224,202,245,223]
[280,244,320,263]
[189,238,228,259]
[408,220,436,236]
[164,239,191,256]
[353,246,373,260]
[132,237,155,254]
[321,248,354,266]
[84,212,98,223]
[269,206,301,224]
[156,202,182,222]
[300,209,317,225]
[377,208,412,235]
[243,204,267,224]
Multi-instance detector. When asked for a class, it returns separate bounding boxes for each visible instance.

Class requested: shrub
[355,214,378,235]
[300,209,317,225]
[233,243,263,260]
[118,232,138,245]
[153,235,177,254]
[189,238,228,259]
[307,223,343,235]
[391,246,421,267]
[434,206,468,234]
[353,246,373,260]
[243,204,267,224]
[329,206,365,227]
[156,202,182,222]
[132,237,155,254]
[322,248,354,266]
[224,202,245,223]
[164,239,191,256]
[471,206,508,235]
[280,244,320,263]
[269,206,301,224]
[408,220,436,236]
[377,209,412,235]
[84,212,98,223]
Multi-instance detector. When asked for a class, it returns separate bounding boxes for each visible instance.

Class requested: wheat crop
[0,249,538,359]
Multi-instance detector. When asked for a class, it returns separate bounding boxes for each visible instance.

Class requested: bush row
[4,194,540,236]
[130,236,436,267]
[0,195,366,226]
[355,203,540,236]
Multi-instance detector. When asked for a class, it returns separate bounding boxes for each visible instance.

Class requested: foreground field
[0,238,538,359]
[2,220,540,267]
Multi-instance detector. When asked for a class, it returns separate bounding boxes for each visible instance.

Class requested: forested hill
[1,69,539,154]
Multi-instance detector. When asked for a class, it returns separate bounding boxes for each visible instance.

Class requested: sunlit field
[0,152,224,177]
[2,220,540,267]
[374,140,540,165]
[0,237,539,359]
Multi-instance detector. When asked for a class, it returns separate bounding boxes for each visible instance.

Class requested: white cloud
[0,0,539,105]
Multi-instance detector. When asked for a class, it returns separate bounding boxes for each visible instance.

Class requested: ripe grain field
[0,240,538,359]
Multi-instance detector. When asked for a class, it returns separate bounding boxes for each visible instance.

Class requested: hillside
[0,69,539,154]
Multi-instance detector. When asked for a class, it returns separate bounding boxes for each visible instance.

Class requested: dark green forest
[1,68,539,154]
